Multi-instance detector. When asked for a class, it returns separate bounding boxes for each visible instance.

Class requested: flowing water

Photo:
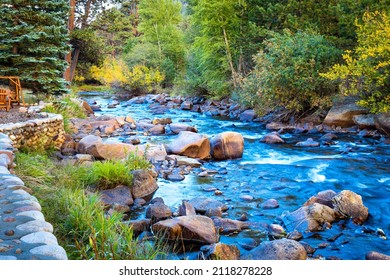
[81,92,390,260]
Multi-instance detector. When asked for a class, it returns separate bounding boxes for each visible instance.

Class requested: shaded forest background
[1,0,389,119]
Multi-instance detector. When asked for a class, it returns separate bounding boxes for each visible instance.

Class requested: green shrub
[238,29,341,118]
[321,11,390,113]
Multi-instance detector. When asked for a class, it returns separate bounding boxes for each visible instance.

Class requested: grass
[42,94,87,133]
[14,150,165,260]
[86,152,152,190]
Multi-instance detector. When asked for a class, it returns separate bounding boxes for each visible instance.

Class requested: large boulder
[323,97,369,128]
[210,132,244,160]
[331,190,369,224]
[167,131,210,159]
[282,203,338,232]
[241,239,307,260]
[152,215,219,245]
[374,113,390,136]
[86,142,143,160]
[77,135,102,154]
[131,169,158,202]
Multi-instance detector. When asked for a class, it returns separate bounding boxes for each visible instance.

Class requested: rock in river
[210,132,244,160]
[241,239,307,260]
[167,131,210,159]
[152,215,219,245]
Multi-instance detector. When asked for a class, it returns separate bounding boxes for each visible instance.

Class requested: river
[80,92,390,260]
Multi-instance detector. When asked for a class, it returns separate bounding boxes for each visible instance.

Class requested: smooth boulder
[210,132,244,160]
[86,142,143,160]
[323,97,368,127]
[260,132,285,144]
[332,190,369,224]
[167,131,210,159]
[241,239,307,260]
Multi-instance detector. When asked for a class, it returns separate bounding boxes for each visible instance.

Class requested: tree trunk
[64,0,76,82]
[69,47,80,81]
[222,27,238,88]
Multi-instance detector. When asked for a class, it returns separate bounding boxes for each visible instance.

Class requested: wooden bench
[0,89,11,111]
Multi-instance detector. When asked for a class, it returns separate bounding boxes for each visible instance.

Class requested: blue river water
[81,92,390,260]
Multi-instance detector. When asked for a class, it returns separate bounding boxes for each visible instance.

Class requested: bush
[321,11,390,113]
[90,57,164,93]
[238,29,341,118]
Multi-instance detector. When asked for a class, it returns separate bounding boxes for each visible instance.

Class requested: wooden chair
[0,89,11,111]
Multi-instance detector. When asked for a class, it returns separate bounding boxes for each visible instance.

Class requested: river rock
[296,138,320,147]
[148,125,165,135]
[152,118,172,125]
[331,190,369,224]
[365,251,390,260]
[374,113,390,136]
[265,122,295,132]
[143,144,167,162]
[210,132,244,160]
[123,137,141,145]
[178,200,197,216]
[304,190,337,208]
[180,101,193,110]
[211,217,249,234]
[169,123,198,134]
[241,239,307,260]
[282,203,338,232]
[60,134,77,155]
[239,110,256,122]
[260,199,279,209]
[77,135,102,154]
[86,142,143,160]
[323,97,368,128]
[167,131,211,159]
[131,169,158,202]
[146,201,172,221]
[188,197,229,214]
[260,132,285,144]
[100,185,133,208]
[152,215,219,244]
[127,219,151,234]
[202,243,240,260]
[167,155,202,167]
[353,114,376,129]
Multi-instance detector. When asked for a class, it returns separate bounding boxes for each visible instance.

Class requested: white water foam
[378,178,390,183]
[240,151,340,166]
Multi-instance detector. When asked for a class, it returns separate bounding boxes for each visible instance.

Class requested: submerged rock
[365,251,390,260]
[188,197,229,214]
[241,239,307,260]
[296,138,320,147]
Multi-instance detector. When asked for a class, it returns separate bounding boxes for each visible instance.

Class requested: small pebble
[3,217,16,222]
[5,230,14,236]
[15,248,22,254]
[214,190,223,196]
[318,242,330,249]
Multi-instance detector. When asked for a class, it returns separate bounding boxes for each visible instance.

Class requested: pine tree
[0,0,70,95]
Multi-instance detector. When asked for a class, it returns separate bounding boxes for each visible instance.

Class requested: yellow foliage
[90,58,164,92]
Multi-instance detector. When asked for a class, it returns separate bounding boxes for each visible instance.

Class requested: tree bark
[64,0,76,82]
[222,27,238,88]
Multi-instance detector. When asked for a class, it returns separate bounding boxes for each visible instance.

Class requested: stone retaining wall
[0,132,67,260]
[0,113,65,150]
